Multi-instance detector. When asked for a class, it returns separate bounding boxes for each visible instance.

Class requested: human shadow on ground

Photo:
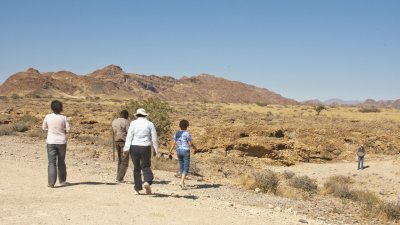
[152,180,171,185]
[151,193,199,200]
[362,165,370,169]
[194,184,222,189]
[54,181,118,188]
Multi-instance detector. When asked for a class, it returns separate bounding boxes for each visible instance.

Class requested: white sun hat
[135,108,148,116]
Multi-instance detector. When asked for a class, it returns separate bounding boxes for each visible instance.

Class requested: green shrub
[120,98,172,144]
[289,175,318,193]
[254,169,280,194]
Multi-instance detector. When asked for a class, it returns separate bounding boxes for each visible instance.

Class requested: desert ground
[1,97,400,225]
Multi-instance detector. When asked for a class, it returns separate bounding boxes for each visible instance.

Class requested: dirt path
[271,155,400,202]
[0,135,325,225]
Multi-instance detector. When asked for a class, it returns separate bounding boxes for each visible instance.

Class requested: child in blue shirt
[168,119,197,189]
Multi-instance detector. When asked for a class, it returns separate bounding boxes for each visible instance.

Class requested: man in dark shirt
[357,144,366,170]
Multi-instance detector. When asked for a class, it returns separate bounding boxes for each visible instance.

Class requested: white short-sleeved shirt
[42,113,71,144]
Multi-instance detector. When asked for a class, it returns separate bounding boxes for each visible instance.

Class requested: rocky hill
[0,65,297,105]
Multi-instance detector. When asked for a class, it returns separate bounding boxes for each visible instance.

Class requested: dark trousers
[47,144,67,185]
[115,141,129,181]
[130,145,153,191]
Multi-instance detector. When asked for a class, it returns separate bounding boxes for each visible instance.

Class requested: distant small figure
[168,119,197,189]
[357,144,366,170]
[42,100,71,188]
[112,110,130,183]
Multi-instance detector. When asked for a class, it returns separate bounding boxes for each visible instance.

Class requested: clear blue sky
[0,0,399,101]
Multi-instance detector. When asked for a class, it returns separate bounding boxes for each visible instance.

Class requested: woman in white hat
[123,108,159,194]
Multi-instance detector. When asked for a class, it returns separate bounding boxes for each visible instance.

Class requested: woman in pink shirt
[42,100,70,188]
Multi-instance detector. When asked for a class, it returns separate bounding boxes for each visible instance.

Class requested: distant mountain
[359,99,400,109]
[302,98,400,108]
[323,98,362,106]
[0,65,297,105]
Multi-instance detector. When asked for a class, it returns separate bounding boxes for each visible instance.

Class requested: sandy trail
[0,136,325,225]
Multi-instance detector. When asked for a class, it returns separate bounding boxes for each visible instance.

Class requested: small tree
[314,105,326,116]
[11,93,20,99]
[119,98,172,145]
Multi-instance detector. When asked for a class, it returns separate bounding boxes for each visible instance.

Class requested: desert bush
[256,102,268,107]
[283,170,295,179]
[314,105,327,116]
[288,175,318,193]
[11,93,20,99]
[379,201,400,221]
[238,173,257,190]
[358,106,381,113]
[265,111,274,121]
[12,121,30,132]
[12,113,38,132]
[20,113,38,124]
[0,124,15,136]
[353,190,382,213]
[323,175,355,199]
[253,169,280,194]
[120,98,172,144]
[325,175,353,185]
[28,128,47,138]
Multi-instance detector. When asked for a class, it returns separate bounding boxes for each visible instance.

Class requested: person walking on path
[42,100,71,188]
[357,144,366,170]
[123,108,158,195]
[112,110,130,183]
[168,119,197,189]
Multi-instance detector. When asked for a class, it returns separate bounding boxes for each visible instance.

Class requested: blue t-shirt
[174,130,192,151]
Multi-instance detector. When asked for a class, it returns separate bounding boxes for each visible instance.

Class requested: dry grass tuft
[253,169,280,194]
[282,170,295,179]
[238,173,257,190]
[27,128,47,138]
[323,175,355,199]
[324,175,400,222]
[288,175,318,194]
[379,201,400,221]
[277,186,311,200]
[0,124,15,136]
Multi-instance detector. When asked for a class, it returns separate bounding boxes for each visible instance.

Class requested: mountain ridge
[0,65,297,105]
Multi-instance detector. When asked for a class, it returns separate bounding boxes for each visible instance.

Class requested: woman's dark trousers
[130,145,153,191]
